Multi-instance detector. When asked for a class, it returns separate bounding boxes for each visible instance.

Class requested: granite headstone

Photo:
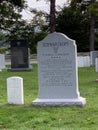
[32,32,86,106]
[8,39,31,71]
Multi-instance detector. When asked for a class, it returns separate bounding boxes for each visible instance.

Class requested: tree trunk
[50,0,56,33]
[0,0,3,3]
[90,14,95,51]
[90,0,96,51]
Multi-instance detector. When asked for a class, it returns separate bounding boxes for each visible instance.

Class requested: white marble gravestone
[0,54,5,71]
[77,56,90,67]
[90,51,98,66]
[95,58,98,72]
[32,32,86,106]
[7,76,24,105]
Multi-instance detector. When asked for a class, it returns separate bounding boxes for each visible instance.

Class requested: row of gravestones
[1,50,98,71]
[5,32,86,107]
[1,43,98,71]
[2,32,97,106]
[2,32,98,106]
[0,54,92,70]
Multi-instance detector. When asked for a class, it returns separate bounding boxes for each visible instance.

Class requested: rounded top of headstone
[39,32,75,44]
[7,76,23,80]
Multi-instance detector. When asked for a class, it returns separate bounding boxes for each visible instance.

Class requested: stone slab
[7,76,24,105]
[32,32,86,106]
[33,97,86,107]
[8,40,32,71]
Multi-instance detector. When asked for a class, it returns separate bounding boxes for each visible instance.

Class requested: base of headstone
[8,66,32,71]
[32,97,86,107]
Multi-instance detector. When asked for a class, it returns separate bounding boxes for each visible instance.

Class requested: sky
[22,0,68,21]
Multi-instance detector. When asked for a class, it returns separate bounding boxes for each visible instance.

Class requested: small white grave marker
[7,76,24,105]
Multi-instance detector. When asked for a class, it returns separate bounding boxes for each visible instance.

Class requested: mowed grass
[0,65,98,130]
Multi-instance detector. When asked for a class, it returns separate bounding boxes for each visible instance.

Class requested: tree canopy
[56,5,89,51]
[0,0,25,7]
[0,0,26,41]
[56,0,98,52]
[1,0,98,53]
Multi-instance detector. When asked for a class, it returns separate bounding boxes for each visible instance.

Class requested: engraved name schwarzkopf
[43,42,68,47]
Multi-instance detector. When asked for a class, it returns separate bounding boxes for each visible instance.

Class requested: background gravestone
[8,39,31,71]
[90,51,98,66]
[32,32,86,106]
[0,54,5,71]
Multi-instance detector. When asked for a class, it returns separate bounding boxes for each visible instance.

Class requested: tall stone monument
[32,32,86,106]
[8,39,31,71]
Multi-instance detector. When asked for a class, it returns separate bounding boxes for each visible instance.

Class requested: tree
[0,2,21,30]
[0,0,26,41]
[56,3,90,52]
[90,0,95,51]
[56,0,98,52]
[0,0,24,7]
[0,0,48,53]
[50,0,56,32]
[37,0,56,32]
[70,0,98,51]
[88,0,98,51]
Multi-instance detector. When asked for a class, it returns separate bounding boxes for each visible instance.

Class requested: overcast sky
[22,0,68,21]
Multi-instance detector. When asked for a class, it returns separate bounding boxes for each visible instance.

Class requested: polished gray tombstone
[8,40,31,71]
[32,32,86,106]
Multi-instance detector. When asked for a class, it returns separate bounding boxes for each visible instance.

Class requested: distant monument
[32,32,86,106]
[8,39,31,71]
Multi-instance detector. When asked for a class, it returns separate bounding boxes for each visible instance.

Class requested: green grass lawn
[0,65,98,130]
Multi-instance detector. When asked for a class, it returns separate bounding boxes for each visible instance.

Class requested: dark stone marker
[8,39,32,71]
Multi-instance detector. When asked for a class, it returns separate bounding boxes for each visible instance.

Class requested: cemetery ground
[0,64,98,130]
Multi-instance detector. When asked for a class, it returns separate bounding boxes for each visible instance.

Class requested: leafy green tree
[0,2,22,31]
[0,0,24,7]
[70,0,98,51]
[0,0,48,53]
[7,19,47,53]
[88,0,98,51]
[37,0,56,32]
[0,0,26,43]
[56,4,90,52]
